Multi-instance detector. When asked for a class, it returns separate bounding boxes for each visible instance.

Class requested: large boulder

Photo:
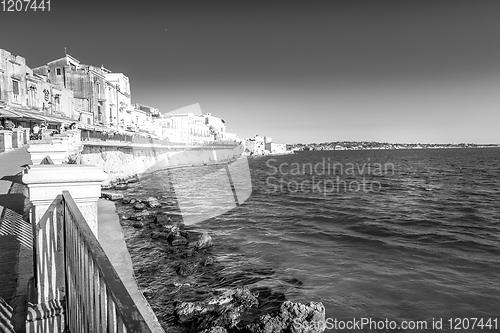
[175,287,258,330]
[246,301,326,333]
[195,232,213,251]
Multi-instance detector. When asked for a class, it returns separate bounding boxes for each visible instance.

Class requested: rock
[154,215,172,226]
[130,198,137,205]
[114,183,128,190]
[200,327,228,333]
[150,231,170,240]
[165,224,180,234]
[101,192,124,201]
[195,232,213,251]
[101,183,113,190]
[175,287,258,330]
[121,198,131,204]
[126,175,139,184]
[179,230,190,239]
[176,262,198,276]
[284,277,304,286]
[180,249,195,258]
[133,202,146,210]
[131,221,144,229]
[171,236,188,247]
[202,256,215,266]
[246,301,326,333]
[121,215,130,220]
[147,196,161,208]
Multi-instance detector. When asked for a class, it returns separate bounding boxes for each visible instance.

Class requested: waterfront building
[32,54,135,129]
[154,103,238,144]
[128,103,159,134]
[104,72,133,129]
[0,48,75,130]
[0,49,29,108]
[245,135,266,155]
[265,142,287,154]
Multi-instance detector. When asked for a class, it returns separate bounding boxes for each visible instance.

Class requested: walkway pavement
[0,147,33,332]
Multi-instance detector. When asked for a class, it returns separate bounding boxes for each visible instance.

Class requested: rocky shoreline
[102,175,327,332]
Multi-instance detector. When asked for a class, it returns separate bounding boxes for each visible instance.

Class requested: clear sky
[1,0,499,144]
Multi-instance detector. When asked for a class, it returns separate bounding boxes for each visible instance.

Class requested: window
[96,83,101,95]
[56,68,61,75]
[87,118,91,124]
[54,94,60,112]
[97,102,103,122]
[12,80,19,102]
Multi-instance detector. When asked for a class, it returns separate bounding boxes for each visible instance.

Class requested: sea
[118,148,500,332]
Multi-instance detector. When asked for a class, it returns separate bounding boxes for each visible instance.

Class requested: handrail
[61,190,153,333]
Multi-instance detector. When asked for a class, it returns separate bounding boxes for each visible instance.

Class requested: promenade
[0,147,32,332]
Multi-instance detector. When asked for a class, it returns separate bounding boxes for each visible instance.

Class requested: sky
[1,0,500,144]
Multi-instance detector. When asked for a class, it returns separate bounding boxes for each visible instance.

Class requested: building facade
[1,48,74,129]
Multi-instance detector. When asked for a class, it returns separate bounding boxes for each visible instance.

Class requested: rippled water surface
[119,148,500,332]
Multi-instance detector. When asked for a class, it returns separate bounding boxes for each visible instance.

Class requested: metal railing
[80,129,240,147]
[62,191,153,333]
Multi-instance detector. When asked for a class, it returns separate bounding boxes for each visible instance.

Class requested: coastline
[97,152,327,332]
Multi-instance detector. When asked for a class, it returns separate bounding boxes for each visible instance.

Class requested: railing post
[12,128,24,148]
[22,165,107,332]
[0,130,13,152]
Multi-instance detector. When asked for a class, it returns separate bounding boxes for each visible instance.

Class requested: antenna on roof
[64,46,67,55]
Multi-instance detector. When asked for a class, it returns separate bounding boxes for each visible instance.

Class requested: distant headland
[288,141,500,152]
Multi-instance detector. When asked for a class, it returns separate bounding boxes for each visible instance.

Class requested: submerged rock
[176,262,199,276]
[171,236,188,247]
[246,301,326,333]
[195,232,213,251]
[202,256,215,266]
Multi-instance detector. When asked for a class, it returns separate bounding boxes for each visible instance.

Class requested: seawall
[80,142,244,183]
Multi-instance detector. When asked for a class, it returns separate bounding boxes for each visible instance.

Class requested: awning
[14,110,47,122]
[0,109,22,118]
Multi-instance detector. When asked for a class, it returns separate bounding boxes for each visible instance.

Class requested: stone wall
[80,143,244,184]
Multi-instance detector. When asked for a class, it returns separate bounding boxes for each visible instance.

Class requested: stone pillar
[27,143,69,164]
[22,164,107,331]
[12,128,23,148]
[0,130,13,152]
[23,165,107,239]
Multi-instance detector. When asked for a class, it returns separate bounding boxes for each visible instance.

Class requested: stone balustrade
[27,129,82,164]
